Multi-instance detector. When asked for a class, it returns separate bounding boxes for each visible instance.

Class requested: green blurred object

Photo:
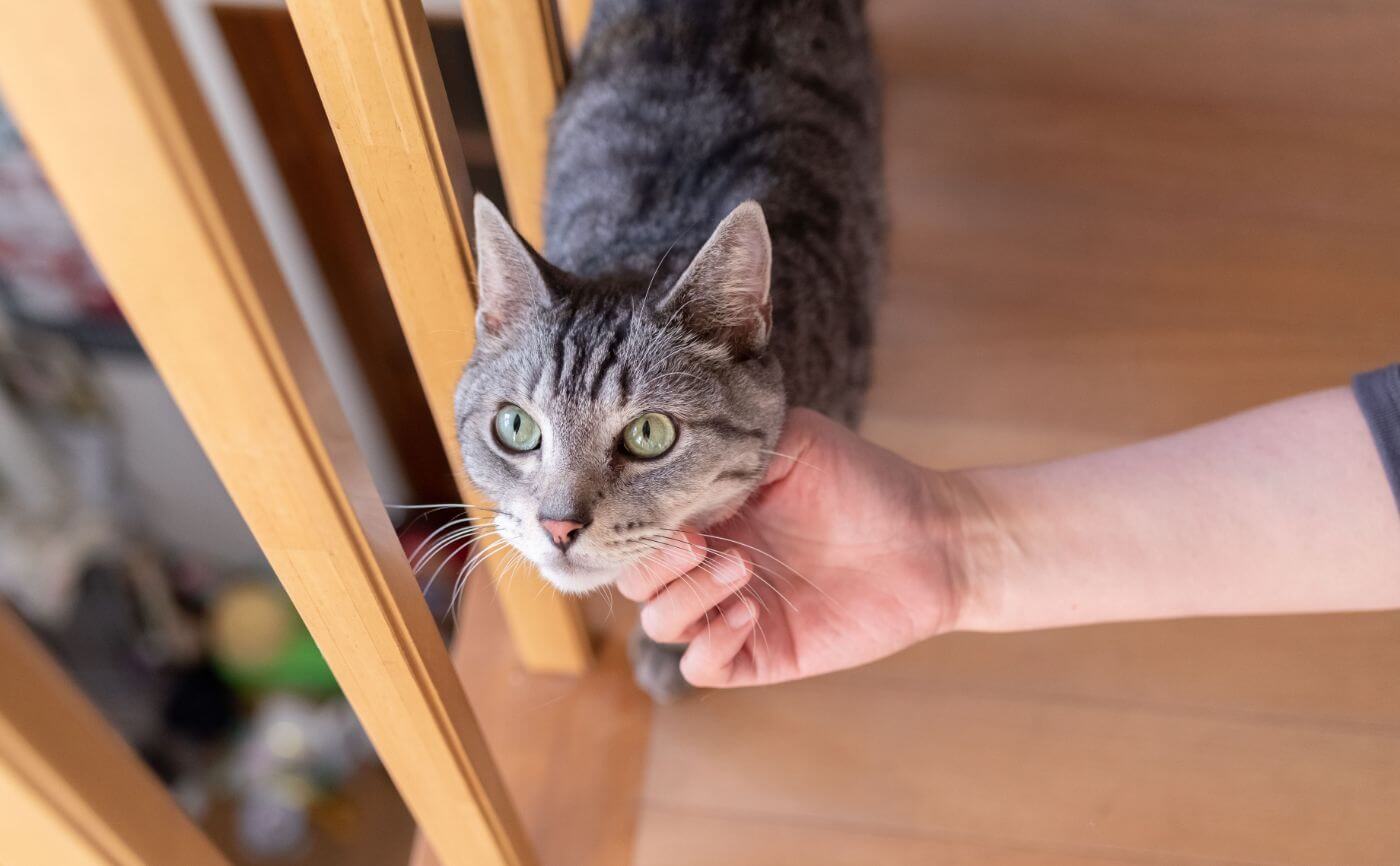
[209,580,340,696]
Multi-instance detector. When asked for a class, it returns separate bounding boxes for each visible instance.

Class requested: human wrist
[921,465,1024,634]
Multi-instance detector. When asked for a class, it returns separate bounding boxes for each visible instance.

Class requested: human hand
[616,408,968,688]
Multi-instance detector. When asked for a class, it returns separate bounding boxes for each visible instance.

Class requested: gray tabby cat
[455,0,882,699]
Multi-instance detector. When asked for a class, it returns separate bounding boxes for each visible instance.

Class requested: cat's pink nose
[539,517,587,551]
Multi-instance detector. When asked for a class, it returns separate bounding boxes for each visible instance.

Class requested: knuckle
[615,575,649,601]
[678,653,712,688]
[639,604,675,642]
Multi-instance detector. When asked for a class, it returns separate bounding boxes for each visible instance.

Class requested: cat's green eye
[621,412,676,459]
[494,404,541,452]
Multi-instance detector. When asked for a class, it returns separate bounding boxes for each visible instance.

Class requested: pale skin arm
[617,387,1400,688]
[956,386,1400,632]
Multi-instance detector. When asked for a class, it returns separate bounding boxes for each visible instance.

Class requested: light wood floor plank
[645,680,1400,866]
[859,614,1400,731]
[635,807,1255,866]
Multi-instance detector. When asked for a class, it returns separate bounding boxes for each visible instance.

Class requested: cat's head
[454,196,785,594]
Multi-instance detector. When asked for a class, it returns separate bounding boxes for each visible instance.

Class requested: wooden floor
[448,2,1400,866]
[630,2,1400,865]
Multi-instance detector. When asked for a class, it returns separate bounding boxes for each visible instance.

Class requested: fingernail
[712,551,747,585]
[728,601,754,627]
[683,531,708,561]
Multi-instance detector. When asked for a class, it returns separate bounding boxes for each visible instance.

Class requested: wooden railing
[0,0,595,863]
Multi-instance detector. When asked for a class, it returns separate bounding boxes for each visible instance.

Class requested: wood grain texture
[635,808,1170,866]
[215,6,454,504]
[0,606,229,866]
[860,614,1400,729]
[647,679,1400,865]
[637,1,1400,864]
[283,0,589,675]
[414,583,652,866]
[457,0,567,247]
[0,3,533,864]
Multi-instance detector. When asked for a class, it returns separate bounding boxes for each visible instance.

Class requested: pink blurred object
[0,105,121,326]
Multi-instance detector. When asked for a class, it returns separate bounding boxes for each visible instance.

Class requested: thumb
[759,408,822,486]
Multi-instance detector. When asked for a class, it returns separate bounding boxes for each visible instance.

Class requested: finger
[615,529,706,602]
[680,597,757,688]
[639,550,750,643]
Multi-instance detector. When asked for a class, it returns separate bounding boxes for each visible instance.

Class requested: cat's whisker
[637,537,776,622]
[407,515,495,568]
[392,504,461,534]
[602,582,616,622]
[412,523,494,573]
[454,536,512,598]
[734,514,855,616]
[422,535,475,595]
[726,564,782,614]
[685,548,777,615]
[494,550,522,604]
[407,517,470,567]
[411,515,494,551]
[448,536,515,625]
[423,529,496,594]
[676,571,716,637]
[654,370,707,386]
[638,559,669,603]
[387,501,511,516]
[640,532,791,613]
[758,448,824,475]
[641,236,682,305]
[651,544,712,614]
[660,293,707,332]
[648,529,803,613]
[493,550,527,614]
[668,526,813,587]
[636,538,726,622]
[738,584,772,660]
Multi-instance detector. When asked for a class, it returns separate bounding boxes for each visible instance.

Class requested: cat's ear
[657,200,773,356]
[473,194,552,337]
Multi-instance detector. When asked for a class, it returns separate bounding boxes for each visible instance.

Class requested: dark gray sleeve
[1353,364,1400,510]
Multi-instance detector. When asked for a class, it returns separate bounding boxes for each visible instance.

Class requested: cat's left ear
[657,200,772,356]
[473,194,552,337]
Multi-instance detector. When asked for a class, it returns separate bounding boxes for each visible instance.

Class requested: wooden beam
[0,3,534,865]
[215,5,457,505]
[284,0,590,675]
[0,607,229,866]
[458,0,567,248]
[557,0,594,56]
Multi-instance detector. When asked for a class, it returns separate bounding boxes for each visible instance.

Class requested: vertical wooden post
[458,0,568,248]
[0,3,534,865]
[0,607,229,866]
[284,0,590,675]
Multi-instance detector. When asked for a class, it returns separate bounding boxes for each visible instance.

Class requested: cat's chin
[537,561,623,596]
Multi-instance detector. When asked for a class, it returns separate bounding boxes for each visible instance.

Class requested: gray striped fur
[455,0,882,594]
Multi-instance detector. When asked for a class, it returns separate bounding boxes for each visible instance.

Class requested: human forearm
[949,387,1400,633]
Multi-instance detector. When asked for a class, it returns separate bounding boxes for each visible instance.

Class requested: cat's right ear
[473,194,551,337]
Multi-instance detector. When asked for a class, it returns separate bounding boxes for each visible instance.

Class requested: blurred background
[2,1,1399,865]
[0,1,500,862]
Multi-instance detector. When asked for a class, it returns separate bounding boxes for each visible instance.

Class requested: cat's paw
[628,628,693,704]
